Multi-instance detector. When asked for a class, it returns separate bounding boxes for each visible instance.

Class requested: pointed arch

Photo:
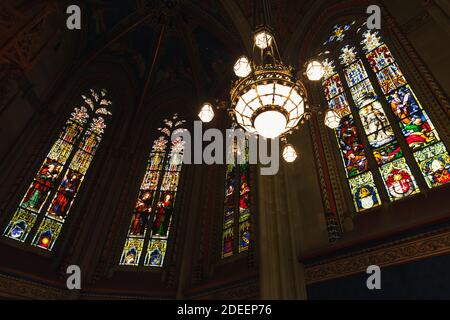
[119,114,186,267]
[319,21,450,213]
[3,89,113,250]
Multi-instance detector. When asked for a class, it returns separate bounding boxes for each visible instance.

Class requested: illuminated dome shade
[254,111,287,139]
[231,64,306,139]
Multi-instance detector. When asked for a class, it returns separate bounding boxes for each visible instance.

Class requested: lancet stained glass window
[361,30,450,188]
[120,114,186,267]
[321,57,380,212]
[4,89,112,250]
[320,22,450,213]
[221,132,252,258]
[339,45,419,201]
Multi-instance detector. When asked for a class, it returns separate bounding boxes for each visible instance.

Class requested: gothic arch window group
[119,114,186,267]
[320,22,450,213]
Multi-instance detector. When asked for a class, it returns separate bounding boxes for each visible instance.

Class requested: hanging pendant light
[305,60,325,81]
[254,29,274,50]
[324,109,341,129]
[233,56,252,78]
[198,103,215,123]
[282,144,298,163]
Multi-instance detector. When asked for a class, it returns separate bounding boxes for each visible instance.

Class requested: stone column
[258,125,330,300]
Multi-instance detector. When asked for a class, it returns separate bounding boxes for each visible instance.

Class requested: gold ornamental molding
[0,273,71,299]
[305,228,450,285]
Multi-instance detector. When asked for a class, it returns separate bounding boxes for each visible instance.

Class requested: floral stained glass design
[340,46,358,66]
[323,21,356,45]
[120,115,186,267]
[322,59,336,80]
[4,89,112,251]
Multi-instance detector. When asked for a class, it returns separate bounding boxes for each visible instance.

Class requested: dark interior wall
[0,1,78,162]
[307,253,450,299]
[382,0,450,96]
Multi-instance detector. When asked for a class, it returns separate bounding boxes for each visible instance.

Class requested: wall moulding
[303,226,450,285]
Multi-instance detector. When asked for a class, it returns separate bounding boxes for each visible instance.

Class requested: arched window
[119,114,185,267]
[222,133,251,258]
[320,22,450,213]
[3,89,112,250]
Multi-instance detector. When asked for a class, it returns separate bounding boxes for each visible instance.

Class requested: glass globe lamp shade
[282,144,298,163]
[198,103,215,123]
[234,56,252,78]
[232,76,306,138]
[306,60,325,81]
[254,30,273,50]
[324,109,341,129]
[254,110,287,139]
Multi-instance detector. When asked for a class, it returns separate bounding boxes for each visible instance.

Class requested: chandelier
[198,3,325,163]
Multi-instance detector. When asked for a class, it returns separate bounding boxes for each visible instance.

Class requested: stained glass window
[344,60,368,87]
[414,143,450,188]
[323,21,356,45]
[361,30,450,188]
[321,56,380,213]
[338,33,418,203]
[380,158,419,200]
[222,164,236,258]
[349,172,381,212]
[4,89,112,250]
[119,114,186,267]
[221,132,252,258]
[320,22,450,213]
[323,74,344,101]
[339,45,358,66]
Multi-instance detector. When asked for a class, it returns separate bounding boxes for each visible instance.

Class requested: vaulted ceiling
[1,0,367,118]
[77,0,326,104]
[79,0,243,101]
